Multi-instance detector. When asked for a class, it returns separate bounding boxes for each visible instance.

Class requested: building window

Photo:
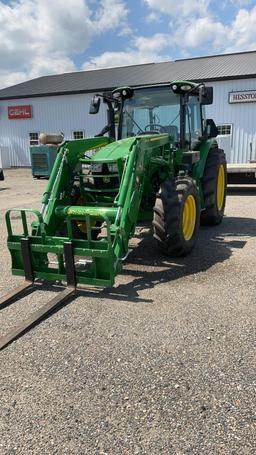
[73,130,84,140]
[217,124,232,135]
[29,132,39,146]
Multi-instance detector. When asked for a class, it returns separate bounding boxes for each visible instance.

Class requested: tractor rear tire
[153,176,200,256]
[200,148,227,226]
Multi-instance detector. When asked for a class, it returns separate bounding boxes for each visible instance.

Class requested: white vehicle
[217,126,256,183]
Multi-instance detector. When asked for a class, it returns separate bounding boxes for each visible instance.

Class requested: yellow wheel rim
[217,164,225,211]
[182,195,196,241]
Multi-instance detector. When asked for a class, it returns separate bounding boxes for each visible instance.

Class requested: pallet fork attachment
[0,241,77,351]
[0,281,34,309]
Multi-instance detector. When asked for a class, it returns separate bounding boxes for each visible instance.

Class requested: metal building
[1,50,256,176]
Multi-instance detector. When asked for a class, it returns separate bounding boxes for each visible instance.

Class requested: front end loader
[0,80,227,349]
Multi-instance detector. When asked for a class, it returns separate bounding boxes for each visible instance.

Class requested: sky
[0,0,256,88]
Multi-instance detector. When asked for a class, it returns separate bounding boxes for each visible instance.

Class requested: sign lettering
[8,105,32,119]
[229,91,256,104]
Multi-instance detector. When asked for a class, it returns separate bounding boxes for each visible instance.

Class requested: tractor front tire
[200,148,227,226]
[153,177,200,256]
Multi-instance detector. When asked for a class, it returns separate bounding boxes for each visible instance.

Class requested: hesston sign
[229,90,256,104]
[8,105,32,119]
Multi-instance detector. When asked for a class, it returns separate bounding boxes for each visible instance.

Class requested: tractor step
[0,286,76,351]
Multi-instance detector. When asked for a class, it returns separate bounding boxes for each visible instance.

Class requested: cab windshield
[121,86,181,141]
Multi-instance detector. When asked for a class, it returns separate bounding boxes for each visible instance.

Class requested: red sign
[8,105,32,119]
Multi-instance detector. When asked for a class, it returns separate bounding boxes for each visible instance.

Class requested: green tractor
[88,81,226,257]
[0,80,226,349]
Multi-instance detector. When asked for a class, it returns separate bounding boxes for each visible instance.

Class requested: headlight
[181,84,192,91]
[90,163,102,172]
[107,163,118,173]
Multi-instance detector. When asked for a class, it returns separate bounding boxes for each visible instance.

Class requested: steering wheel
[144,124,164,132]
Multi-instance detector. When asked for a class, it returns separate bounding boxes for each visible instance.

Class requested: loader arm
[6,134,171,287]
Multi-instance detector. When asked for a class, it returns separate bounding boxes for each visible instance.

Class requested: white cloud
[83,50,152,69]
[173,16,226,49]
[225,6,256,52]
[0,70,28,89]
[172,5,256,54]
[230,0,253,6]
[143,0,256,55]
[28,55,76,80]
[2,0,256,91]
[144,0,209,17]
[145,11,162,23]
[133,34,169,53]
[0,0,129,88]
[81,2,256,72]
[82,33,171,70]
[94,0,129,33]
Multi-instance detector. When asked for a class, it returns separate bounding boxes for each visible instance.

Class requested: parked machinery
[0,80,227,349]
[30,133,64,178]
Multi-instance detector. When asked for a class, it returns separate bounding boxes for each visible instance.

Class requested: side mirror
[204,119,218,138]
[199,86,213,105]
[89,95,101,114]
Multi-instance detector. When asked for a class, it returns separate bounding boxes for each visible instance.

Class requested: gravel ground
[0,169,255,455]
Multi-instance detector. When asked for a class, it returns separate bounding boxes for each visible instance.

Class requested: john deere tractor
[0,80,226,349]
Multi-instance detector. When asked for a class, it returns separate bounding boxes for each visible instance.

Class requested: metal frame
[0,286,75,351]
[0,241,77,351]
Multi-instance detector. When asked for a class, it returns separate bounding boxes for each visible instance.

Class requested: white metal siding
[1,77,256,167]
[0,93,107,167]
[206,78,256,164]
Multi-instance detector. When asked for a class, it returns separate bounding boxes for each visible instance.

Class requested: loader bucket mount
[6,207,117,288]
[0,206,116,350]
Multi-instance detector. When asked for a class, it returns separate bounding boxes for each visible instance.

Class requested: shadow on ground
[2,215,255,307]
[101,215,255,301]
[1,201,255,349]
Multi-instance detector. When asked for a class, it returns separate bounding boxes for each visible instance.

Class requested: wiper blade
[168,111,180,126]
[123,109,144,134]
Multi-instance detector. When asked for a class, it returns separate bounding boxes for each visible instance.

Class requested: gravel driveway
[0,169,255,455]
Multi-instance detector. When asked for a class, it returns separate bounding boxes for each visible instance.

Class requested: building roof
[1,50,256,100]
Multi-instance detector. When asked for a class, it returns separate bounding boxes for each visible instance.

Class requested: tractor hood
[90,134,171,163]
[90,137,137,162]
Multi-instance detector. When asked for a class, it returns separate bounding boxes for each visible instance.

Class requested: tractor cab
[113,81,216,149]
[90,81,218,149]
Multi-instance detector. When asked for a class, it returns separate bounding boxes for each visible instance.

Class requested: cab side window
[185,97,202,148]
